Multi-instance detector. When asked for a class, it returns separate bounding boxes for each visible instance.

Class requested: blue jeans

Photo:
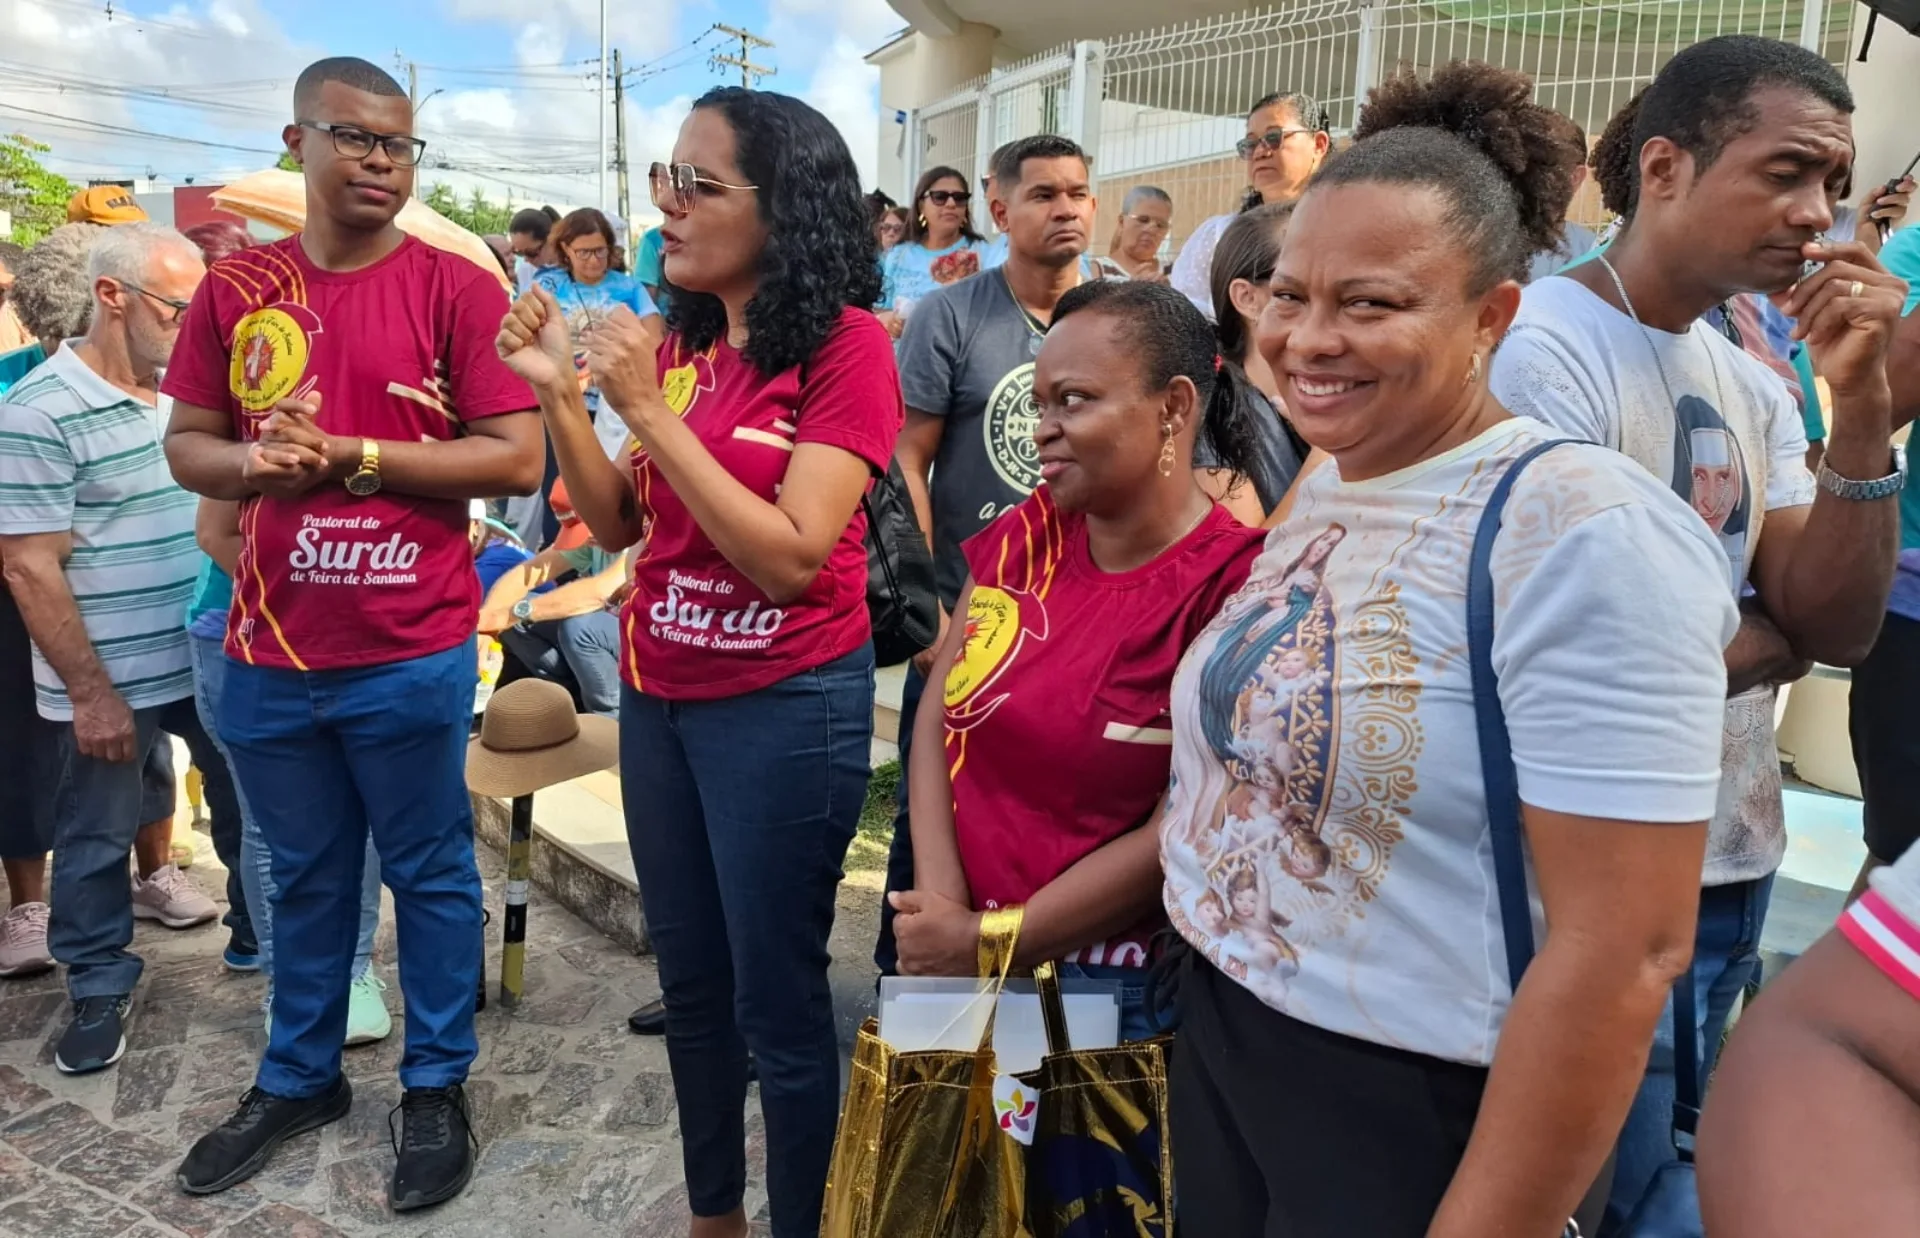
[218,640,480,1098]
[874,664,925,976]
[191,635,378,997]
[1602,873,1775,1235]
[162,684,255,953]
[500,610,622,718]
[49,694,201,999]
[619,645,874,1236]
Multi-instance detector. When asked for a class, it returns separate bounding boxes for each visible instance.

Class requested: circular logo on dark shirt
[985,361,1040,493]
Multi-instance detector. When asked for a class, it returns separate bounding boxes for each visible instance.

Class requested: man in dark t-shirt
[161,57,542,1211]
[879,134,1097,974]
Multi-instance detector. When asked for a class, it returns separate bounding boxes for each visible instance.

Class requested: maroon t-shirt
[162,235,532,670]
[620,308,904,700]
[945,489,1263,966]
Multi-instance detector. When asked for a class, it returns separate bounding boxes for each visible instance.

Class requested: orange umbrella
[210,169,512,291]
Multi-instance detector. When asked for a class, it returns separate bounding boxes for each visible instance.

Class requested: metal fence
[904,0,1859,252]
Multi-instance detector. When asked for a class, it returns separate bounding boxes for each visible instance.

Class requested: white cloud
[442,0,682,61]
[765,0,901,191]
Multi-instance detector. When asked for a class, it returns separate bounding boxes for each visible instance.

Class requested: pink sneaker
[131,865,218,929]
[0,903,53,977]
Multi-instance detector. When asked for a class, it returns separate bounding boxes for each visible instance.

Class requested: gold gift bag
[821,911,1175,1238]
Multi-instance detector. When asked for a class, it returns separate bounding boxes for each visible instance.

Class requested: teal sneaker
[346,973,392,1047]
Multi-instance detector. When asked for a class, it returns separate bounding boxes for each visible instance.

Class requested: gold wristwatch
[345,439,382,497]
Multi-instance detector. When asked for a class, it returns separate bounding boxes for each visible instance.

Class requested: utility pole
[394,51,418,109]
[598,0,610,212]
[710,24,774,89]
[612,49,630,222]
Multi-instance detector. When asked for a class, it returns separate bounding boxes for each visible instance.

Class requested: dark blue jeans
[619,645,874,1236]
[873,664,925,977]
[1602,872,1775,1235]
[50,693,206,999]
[500,610,621,719]
[218,640,481,1098]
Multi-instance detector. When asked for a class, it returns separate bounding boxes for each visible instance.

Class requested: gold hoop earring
[1158,421,1176,478]
[918,214,928,231]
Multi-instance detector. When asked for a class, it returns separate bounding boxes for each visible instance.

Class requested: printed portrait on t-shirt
[1671,393,1751,592]
[1169,523,1348,1005]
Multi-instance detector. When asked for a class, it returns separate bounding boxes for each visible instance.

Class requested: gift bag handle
[1032,960,1074,1057]
[971,906,1026,1055]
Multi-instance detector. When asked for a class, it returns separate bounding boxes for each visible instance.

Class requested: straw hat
[466,679,618,798]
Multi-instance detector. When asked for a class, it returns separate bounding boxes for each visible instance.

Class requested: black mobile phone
[1874,146,1920,242]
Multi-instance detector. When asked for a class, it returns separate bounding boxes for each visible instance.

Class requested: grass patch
[846,759,901,874]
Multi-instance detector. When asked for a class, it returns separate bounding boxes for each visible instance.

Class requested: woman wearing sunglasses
[535,208,663,461]
[875,164,985,338]
[496,87,901,1238]
[1170,90,1332,320]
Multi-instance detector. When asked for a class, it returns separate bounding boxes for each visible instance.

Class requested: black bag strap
[1467,437,1700,1167]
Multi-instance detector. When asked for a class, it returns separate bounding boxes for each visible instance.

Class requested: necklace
[1001,266,1082,356]
[1146,500,1214,563]
[1594,253,1727,432]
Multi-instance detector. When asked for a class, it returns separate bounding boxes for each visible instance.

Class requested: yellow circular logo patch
[944,585,1024,709]
[229,308,312,413]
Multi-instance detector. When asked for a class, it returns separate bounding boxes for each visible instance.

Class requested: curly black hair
[1591,89,1647,218]
[1635,35,1852,177]
[1335,62,1575,290]
[1049,280,1261,487]
[661,87,883,378]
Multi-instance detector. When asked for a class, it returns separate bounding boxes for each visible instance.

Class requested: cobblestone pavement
[0,834,834,1238]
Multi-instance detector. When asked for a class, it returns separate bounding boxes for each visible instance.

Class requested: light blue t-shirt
[634,227,666,306]
[1878,227,1920,620]
[534,268,659,334]
[878,239,986,311]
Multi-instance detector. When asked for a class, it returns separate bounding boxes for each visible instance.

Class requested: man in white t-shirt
[1489,36,1907,1230]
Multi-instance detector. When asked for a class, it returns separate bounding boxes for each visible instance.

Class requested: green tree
[275,151,300,173]
[419,182,513,236]
[0,133,77,245]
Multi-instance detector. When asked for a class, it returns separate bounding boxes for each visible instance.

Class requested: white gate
[905,0,1859,248]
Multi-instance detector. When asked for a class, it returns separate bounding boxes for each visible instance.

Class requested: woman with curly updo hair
[496,86,901,1238]
[1160,60,1735,1236]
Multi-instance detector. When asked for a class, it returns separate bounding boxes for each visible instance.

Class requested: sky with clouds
[2,0,907,226]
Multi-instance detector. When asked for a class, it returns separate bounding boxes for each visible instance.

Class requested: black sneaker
[177,1076,352,1195]
[54,995,131,1075]
[388,1084,477,1212]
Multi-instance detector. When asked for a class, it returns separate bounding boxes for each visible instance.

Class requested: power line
[0,102,285,156]
[32,0,288,49]
[709,24,775,88]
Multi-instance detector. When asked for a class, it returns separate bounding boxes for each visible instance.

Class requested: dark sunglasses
[1235,127,1314,160]
[649,161,759,214]
[121,282,190,324]
[297,120,426,167]
[922,189,972,207]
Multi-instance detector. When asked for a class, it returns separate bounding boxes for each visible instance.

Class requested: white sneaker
[130,865,219,929]
[345,973,393,1046]
[0,903,54,978]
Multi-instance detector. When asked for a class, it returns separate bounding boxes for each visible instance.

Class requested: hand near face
[1775,240,1907,400]
[584,306,665,414]
[888,889,985,977]
[496,286,576,392]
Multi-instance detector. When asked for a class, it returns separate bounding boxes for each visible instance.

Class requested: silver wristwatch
[511,597,535,627]
[1817,443,1907,502]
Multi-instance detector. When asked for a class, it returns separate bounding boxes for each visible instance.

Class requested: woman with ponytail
[1200,201,1308,522]
[887,279,1265,1040]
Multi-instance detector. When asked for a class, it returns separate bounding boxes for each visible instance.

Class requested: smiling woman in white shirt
[1158,63,1739,1238]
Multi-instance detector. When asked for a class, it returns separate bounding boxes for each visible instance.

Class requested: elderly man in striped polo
[0,222,209,1075]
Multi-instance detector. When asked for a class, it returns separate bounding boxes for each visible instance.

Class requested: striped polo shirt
[0,343,197,720]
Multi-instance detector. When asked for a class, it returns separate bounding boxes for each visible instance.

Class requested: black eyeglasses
[649,162,759,214]
[567,244,611,262]
[121,282,190,324]
[922,189,971,207]
[297,121,427,167]
[1235,127,1314,160]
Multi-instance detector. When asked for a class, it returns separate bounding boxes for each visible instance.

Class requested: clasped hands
[244,391,353,498]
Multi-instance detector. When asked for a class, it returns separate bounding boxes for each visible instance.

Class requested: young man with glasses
[0,223,210,1070]
[877,134,1098,975]
[161,56,543,1212]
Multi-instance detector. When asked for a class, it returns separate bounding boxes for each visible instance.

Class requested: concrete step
[474,718,901,955]
[873,662,906,745]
